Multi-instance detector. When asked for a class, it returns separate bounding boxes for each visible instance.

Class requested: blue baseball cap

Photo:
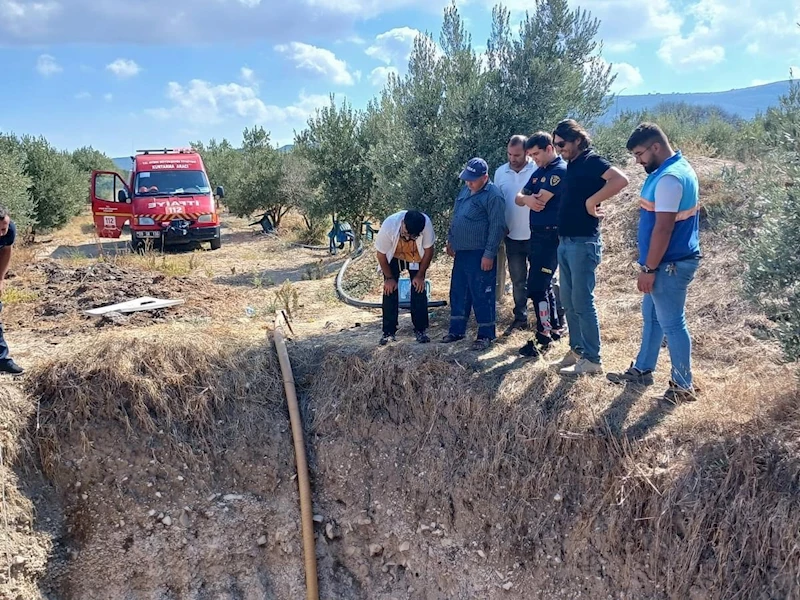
[459,157,488,181]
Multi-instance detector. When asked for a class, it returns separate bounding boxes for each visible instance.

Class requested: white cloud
[104,93,113,102]
[658,34,725,70]
[145,77,331,126]
[366,27,421,66]
[369,66,399,86]
[106,58,141,78]
[240,67,255,83]
[74,91,91,100]
[275,42,357,85]
[36,54,61,76]
[606,40,636,53]
[593,58,644,92]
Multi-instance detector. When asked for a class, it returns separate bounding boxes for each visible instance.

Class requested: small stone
[223,494,243,501]
[418,524,431,533]
[345,546,358,557]
[553,493,563,502]
[399,542,410,553]
[502,582,513,591]
[74,482,81,489]
[179,510,190,527]
[177,476,184,482]
[477,550,487,559]
[257,535,268,546]
[325,523,337,540]
[162,516,172,526]
[14,555,25,565]
[155,492,162,498]
[313,514,324,523]
[148,510,156,517]
[81,494,88,501]
[207,493,219,502]
[440,538,454,548]
[369,544,383,557]
[357,517,372,526]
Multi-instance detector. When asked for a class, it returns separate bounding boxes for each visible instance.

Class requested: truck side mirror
[118,189,130,203]
[215,185,225,199]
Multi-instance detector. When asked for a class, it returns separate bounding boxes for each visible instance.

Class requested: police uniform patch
[540,177,546,182]
[550,175,561,187]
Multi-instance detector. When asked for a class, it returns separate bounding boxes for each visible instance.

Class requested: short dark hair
[553,119,591,150]
[508,135,528,148]
[0,207,8,221]
[403,210,426,236]
[626,122,669,151]
[525,131,552,152]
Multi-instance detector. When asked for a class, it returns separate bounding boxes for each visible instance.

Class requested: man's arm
[483,191,506,261]
[376,251,393,279]
[586,164,629,216]
[638,175,682,293]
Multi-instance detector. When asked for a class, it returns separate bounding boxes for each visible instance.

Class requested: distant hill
[277,144,294,154]
[601,80,791,122]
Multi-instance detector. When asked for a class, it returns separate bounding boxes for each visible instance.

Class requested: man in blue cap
[442,157,507,351]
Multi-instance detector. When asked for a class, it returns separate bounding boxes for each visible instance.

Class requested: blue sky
[1,0,797,158]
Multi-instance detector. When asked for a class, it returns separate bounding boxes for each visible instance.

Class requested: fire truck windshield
[134,170,211,196]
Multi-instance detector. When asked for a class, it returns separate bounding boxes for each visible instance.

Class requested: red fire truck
[90,148,224,251]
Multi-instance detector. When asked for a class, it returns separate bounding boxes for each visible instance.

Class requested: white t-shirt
[654,175,683,212]
[493,160,536,241]
[374,210,436,265]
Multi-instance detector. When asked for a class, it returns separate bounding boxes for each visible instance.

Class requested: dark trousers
[505,237,530,322]
[0,301,8,362]
[382,258,429,335]
[527,227,562,335]
[448,249,497,340]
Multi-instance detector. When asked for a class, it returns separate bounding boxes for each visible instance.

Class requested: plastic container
[398,277,432,302]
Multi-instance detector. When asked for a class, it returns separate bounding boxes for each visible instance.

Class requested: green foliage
[280,151,326,232]
[0,143,36,235]
[70,145,127,205]
[295,95,377,236]
[742,80,800,361]
[191,138,242,195]
[0,134,85,234]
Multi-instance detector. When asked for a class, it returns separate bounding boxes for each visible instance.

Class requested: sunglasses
[554,140,568,148]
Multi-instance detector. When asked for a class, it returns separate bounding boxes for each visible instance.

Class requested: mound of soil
[28,261,213,329]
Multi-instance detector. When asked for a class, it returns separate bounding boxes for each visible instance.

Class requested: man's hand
[481,257,494,271]
[586,197,605,218]
[531,194,547,212]
[446,242,455,257]
[383,278,398,295]
[412,274,426,293]
[637,272,655,294]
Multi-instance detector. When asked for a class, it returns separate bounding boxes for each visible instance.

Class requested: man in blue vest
[607,123,701,404]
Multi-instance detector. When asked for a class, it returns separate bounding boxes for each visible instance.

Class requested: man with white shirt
[374,209,436,346]
[493,135,537,331]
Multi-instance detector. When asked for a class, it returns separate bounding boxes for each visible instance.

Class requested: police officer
[0,207,24,375]
[515,132,567,358]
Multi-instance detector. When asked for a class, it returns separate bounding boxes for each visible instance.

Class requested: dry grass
[26,333,285,488]
[309,346,800,600]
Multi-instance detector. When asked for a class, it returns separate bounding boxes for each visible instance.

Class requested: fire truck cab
[90,148,223,251]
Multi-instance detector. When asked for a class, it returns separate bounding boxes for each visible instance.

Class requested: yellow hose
[273,312,319,600]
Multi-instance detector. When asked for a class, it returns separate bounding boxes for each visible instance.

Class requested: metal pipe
[272,313,319,600]
[334,239,447,309]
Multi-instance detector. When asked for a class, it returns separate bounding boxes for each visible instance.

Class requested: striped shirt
[446,180,507,259]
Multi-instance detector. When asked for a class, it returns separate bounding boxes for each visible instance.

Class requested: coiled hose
[334,239,447,309]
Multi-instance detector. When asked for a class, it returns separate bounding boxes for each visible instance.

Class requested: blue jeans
[634,257,699,389]
[557,235,602,364]
[449,249,497,340]
[0,301,8,362]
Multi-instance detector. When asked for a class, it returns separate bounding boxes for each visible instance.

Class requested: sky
[0,0,798,158]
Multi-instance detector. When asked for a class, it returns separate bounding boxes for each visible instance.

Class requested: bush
[0,145,36,235]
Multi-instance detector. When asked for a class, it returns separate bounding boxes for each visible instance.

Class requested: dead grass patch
[309,346,800,599]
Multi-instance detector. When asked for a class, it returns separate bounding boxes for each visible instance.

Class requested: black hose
[289,242,329,251]
[334,239,447,309]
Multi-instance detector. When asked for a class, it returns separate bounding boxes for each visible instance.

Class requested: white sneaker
[551,349,580,369]
[559,358,603,376]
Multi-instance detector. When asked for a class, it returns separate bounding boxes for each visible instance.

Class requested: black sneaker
[606,362,654,386]
[518,340,540,358]
[415,331,430,344]
[0,359,24,375]
[535,332,554,352]
[440,333,465,343]
[662,380,697,405]
[471,337,492,351]
[379,333,396,346]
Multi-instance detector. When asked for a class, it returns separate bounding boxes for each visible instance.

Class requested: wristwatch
[640,264,658,274]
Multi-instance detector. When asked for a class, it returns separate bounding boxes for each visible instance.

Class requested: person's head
[524,131,557,168]
[552,119,591,162]
[459,157,489,193]
[401,210,425,241]
[626,122,674,173]
[506,135,528,171]
[0,207,9,238]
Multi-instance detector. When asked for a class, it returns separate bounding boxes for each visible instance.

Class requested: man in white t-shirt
[374,210,436,345]
[493,135,537,330]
